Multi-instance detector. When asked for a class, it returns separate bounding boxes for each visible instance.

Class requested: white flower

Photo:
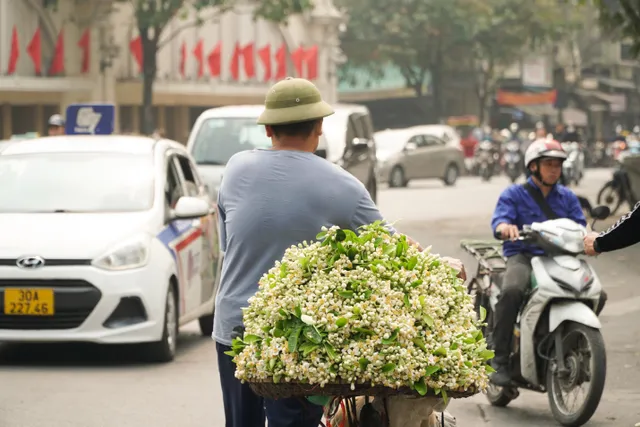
[233,223,492,394]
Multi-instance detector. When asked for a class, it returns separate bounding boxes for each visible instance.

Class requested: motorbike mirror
[591,205,610,220]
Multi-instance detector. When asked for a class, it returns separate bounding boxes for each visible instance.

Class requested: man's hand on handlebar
[496,223,520,241]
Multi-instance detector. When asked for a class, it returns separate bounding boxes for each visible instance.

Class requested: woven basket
[248,379,477,400]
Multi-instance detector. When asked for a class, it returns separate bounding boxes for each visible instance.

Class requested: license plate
[3,288,54,316]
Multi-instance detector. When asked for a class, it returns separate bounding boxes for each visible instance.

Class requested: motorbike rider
[584,201,640,255]
[489,139,608,386]
[47,114,65,136]
[561,123,581,143]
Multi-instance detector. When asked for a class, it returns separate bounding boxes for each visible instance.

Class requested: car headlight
[92,234,151,271]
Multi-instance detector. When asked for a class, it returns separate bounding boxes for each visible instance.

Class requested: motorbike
[560,142,584,187]
[476,140,498,181]
[596,164,637,215]
[461,205,610,427]
[503,140,523,183]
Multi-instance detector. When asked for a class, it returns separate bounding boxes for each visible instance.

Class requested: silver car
[376,126,465,188]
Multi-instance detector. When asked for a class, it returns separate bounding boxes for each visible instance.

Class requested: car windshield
[191,117,272,165]
[0,152,154,213]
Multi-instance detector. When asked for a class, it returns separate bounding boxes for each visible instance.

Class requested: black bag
[523,182,559,220]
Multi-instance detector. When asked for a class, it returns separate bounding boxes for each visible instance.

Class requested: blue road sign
[65,103,115,135]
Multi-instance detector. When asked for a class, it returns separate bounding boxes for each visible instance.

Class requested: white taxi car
[0,135,222,362]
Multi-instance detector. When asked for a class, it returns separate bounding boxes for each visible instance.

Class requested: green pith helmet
[257,77,334,125]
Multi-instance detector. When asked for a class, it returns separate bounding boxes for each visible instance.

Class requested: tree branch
[157,10,223,49]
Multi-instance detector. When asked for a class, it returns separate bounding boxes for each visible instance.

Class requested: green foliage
[253,0,314,23]
[581,0,640,57]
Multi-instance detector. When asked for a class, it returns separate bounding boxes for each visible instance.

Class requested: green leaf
[353,327,374,336]
[278,308,289,318]
[434,347,447,356]
[268,357,277,371]
[463,336,476,344]
[422,313,434,328]
[382,363,396,373]
[279,263,288,278]
[243,334,262,344]
[294,305,302,318]
[485,364,496,373]
[359,357,370,370]
[410,280,422,288]
[403,293,411,308]
[273,328,285,338]
[316,231,327,240]
[425,366,440,376]
[300,343,320,357]
[381,328,400,345]
[479,349,495,360]
[336,317,349,327]
[324,342,338,360]
[288,324,303,353]
[303,326,323,344]
[441,389,449,405]
[335,229,346,241]
[412,337,427,352]
[479,306,487,322]
[337,290,354,298]
[223,350,237,357]
[414,378,427,396]
[407,256,418,270]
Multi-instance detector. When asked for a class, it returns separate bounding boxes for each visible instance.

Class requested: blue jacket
[491,177,586,257]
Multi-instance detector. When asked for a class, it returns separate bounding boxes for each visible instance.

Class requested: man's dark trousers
[216,343,324,427]
[492,253,608,364]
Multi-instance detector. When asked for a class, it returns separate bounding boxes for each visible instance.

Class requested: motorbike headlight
[92,234,151,271]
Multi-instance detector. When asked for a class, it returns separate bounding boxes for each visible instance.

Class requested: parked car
[0,135,222,363]
[375,126,465,187]
[186,104,378,203]
[417,124,461,148]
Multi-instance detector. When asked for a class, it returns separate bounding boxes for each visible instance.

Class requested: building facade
[0,0,344,141]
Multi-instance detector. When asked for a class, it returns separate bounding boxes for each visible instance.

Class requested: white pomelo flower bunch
[227,221,493,399]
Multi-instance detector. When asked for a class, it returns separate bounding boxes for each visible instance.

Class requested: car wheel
[443,163,459,186]
[198,309,214,337]
[367,173,378,204]
[144,282,179,363]
[389,166,407,188]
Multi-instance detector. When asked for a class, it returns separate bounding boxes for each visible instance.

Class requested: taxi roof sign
[65,103,115,135]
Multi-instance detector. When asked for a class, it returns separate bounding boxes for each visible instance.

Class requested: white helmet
[48,114,65,127]
[524,139,567,168]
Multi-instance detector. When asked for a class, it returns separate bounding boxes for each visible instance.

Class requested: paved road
[2,168,639,427]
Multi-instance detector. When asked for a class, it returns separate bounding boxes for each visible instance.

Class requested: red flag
[193,39,204,77]
[129,36,142,73]
[7,26,19,75]
[275,43,287,80]
[242,43,255,78]
[179,41,186,77]
[291,46,304,77]
[304,45,318,80]
[207,42,221,77]
[258,44,271,81]
[49,29,65,75]
[230,42,241,81]
[77,29,90,73]
[27,27,42,75]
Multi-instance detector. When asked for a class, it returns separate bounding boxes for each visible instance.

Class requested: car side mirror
[405,142,418,151]
[591,205,610,220]
[172,196,210,220]
[352,137,370,147]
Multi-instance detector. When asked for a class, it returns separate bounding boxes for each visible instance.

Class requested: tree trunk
[141,35,158,135]
[431,45,444,121]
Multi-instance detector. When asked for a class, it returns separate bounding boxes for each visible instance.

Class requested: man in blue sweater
[489,139,606,386]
